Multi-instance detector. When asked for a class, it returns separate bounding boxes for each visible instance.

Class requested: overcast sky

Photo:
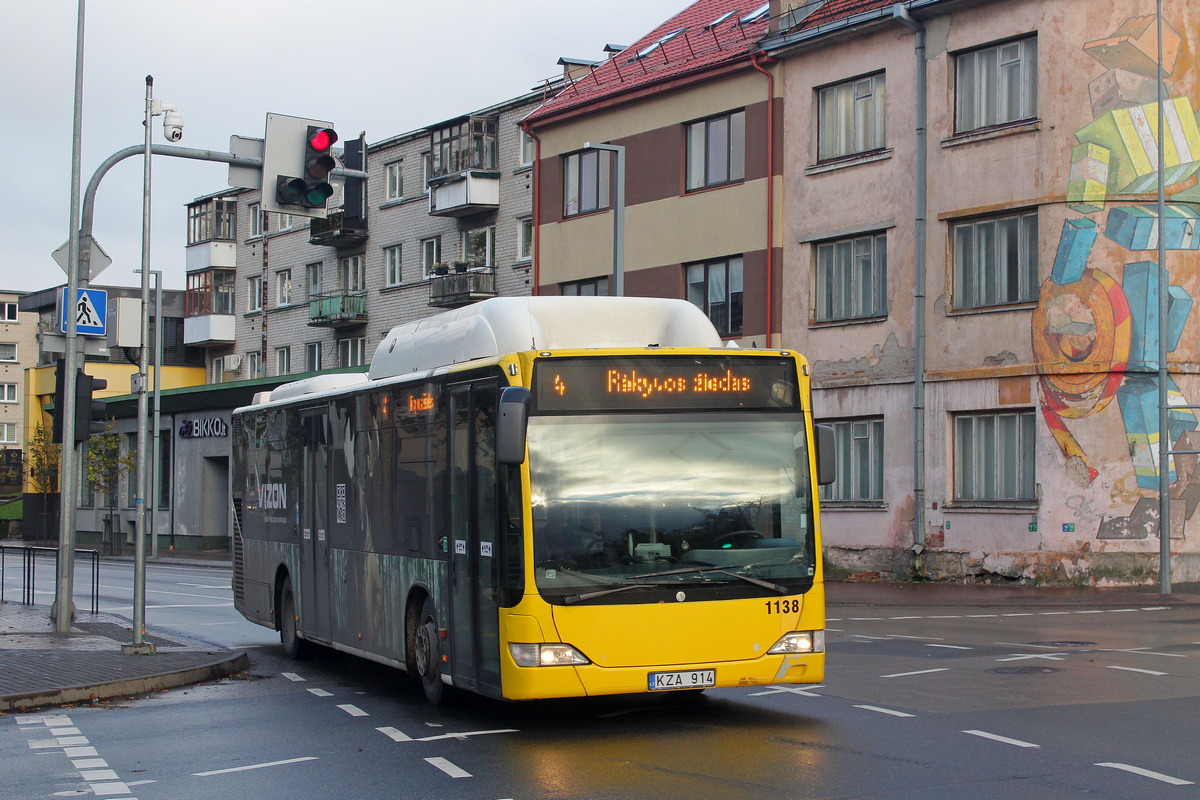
[1,0,687,295]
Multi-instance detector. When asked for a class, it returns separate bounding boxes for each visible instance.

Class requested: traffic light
[261,113,338,219]
[50,359,66,443]
[73,372,108,444]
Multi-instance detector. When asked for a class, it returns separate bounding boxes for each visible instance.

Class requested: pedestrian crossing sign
[60,287,107,336]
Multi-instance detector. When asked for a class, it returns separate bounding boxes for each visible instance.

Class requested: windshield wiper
[563,565,789,604]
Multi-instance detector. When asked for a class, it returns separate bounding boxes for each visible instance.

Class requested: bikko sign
[178,418,229,438]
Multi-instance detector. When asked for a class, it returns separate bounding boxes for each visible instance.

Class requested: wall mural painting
[1037,12,1200,538]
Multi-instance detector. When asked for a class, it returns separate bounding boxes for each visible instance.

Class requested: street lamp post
[583,142,626,296]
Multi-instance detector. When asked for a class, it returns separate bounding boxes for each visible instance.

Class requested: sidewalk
[827,578,1200,607]
[0,601,249,713]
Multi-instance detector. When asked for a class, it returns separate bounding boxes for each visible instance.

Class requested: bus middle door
[447,381,502,697]
[300,407,332,644]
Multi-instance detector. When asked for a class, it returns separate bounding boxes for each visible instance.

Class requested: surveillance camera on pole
[162,108,183,142]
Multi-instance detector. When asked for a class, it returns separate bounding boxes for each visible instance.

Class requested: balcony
[183,314,235,347]
[309,210,369,249]
[309,291,367,328]
[428,268,497,309]
[428,169,500,217]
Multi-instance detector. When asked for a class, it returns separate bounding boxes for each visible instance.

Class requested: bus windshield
[528,413,815,604]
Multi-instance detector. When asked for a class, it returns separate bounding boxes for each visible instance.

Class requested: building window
[276,346,291,376]
[0,302,16,322]
[186,269,235,316]
[275,270,292,307]
[462,227,495,268]
[563,149,611,217]
[306,263,323,300]
[248,202,262,237]
[954,410,1036,502]
[430,116,497,177]
[0,422,15,445]
[561,277,609,296]
[276,212,292,231]
[421,152,432,191]
[246,351,261,380]
[686,110,745,190]
[339,337,366,368]
[187,198,236,244]
[339,254,365,292]
[0,343,17,361]
[386,161,403,201]
[815,232,888,322]
[955,36,1037,134]
[421,236,441,278]
[1,383,18,403]
[247,276,263,312]
[517,217,534,262]
[686,257,743,336]
[384,245,402,287]
[306,342,322,372]
[519,129,535,167]
[819,418,884,503]
[953,211,1038,309]
[818,73,886,161]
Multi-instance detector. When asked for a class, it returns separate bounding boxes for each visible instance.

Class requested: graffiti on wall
[1036,12,1200,537]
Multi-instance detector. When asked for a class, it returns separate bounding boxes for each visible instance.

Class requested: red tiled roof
[792,0,895,30]
[524,0,772,125]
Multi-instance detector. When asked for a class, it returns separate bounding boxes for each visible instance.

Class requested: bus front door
[300,408,331,644]
[447,382,502,697]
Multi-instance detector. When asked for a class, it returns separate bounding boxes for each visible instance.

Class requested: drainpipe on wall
[894,4,928,558]
[520,121,542,296]
[751,54,775,346]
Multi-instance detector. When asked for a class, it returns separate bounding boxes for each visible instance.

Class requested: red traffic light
[308,128,337,152]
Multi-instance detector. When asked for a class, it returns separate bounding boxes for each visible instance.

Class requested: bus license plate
[648,669,716,691]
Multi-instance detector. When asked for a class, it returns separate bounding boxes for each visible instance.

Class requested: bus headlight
[509,643,591,667]
[768,630,825,654]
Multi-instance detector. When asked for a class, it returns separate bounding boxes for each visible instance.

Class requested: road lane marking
[193,757,319,776]
[281,672,305,682]
[996,653,1067,662]
[963,730,1039,748]
[1106,665,1168,676]
[337,704,369,717]
[1095,762,1193,785]
[307,688,334,697]
[378,727,413,742]
[927,644,973,650]
[425,757,471,778]
[418,729,519,742]
[888,635,943,640]
[1101,648,1186,658]
[748,685,823,697]
[854,705,914,718]
[880,668,948,678]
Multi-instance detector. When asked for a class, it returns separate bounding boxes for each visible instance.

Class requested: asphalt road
[3,563,1199,799]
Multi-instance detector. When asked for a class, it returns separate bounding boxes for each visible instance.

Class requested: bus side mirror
[497,386,532,465]
[815,424,836,486]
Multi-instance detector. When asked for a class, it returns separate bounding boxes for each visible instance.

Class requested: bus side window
[499,464,524,606]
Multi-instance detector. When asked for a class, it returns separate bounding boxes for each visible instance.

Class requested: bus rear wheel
[279,576,309,659]
[413,595,445,705]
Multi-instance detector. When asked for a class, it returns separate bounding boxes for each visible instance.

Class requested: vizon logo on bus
[258,482,288,510]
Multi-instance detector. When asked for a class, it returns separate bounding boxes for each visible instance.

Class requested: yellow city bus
[232,297,832,703]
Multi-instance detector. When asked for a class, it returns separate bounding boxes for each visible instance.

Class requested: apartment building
[0,290,38,491]
[520,0,1200,583]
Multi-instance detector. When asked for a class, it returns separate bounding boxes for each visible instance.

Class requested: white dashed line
[307,688,334,697]
[854,705,914,718]
[193,757,319,777]
[927,644,973,650]
[281,672,305,682]
[425,757,472,778]
[1106,666,1168,676]
[337,704,369,717]
[1095,762,1193,785]
[963,730,1039,748]
[377,727,413,742]
[748,685,824,697]
[880,668,948,678]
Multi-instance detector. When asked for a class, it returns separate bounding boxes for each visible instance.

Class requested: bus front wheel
[279,576,309,659]
[414,595,445,705]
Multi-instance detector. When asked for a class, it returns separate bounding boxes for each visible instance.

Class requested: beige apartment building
[524,0,1200,584]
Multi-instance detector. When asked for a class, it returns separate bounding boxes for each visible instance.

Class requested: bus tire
[414,595,445,705]
[279,576,309,660]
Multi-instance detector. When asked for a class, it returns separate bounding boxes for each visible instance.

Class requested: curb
[0,651,250,713]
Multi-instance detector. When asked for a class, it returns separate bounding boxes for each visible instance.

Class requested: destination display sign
[534,356,798,413]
